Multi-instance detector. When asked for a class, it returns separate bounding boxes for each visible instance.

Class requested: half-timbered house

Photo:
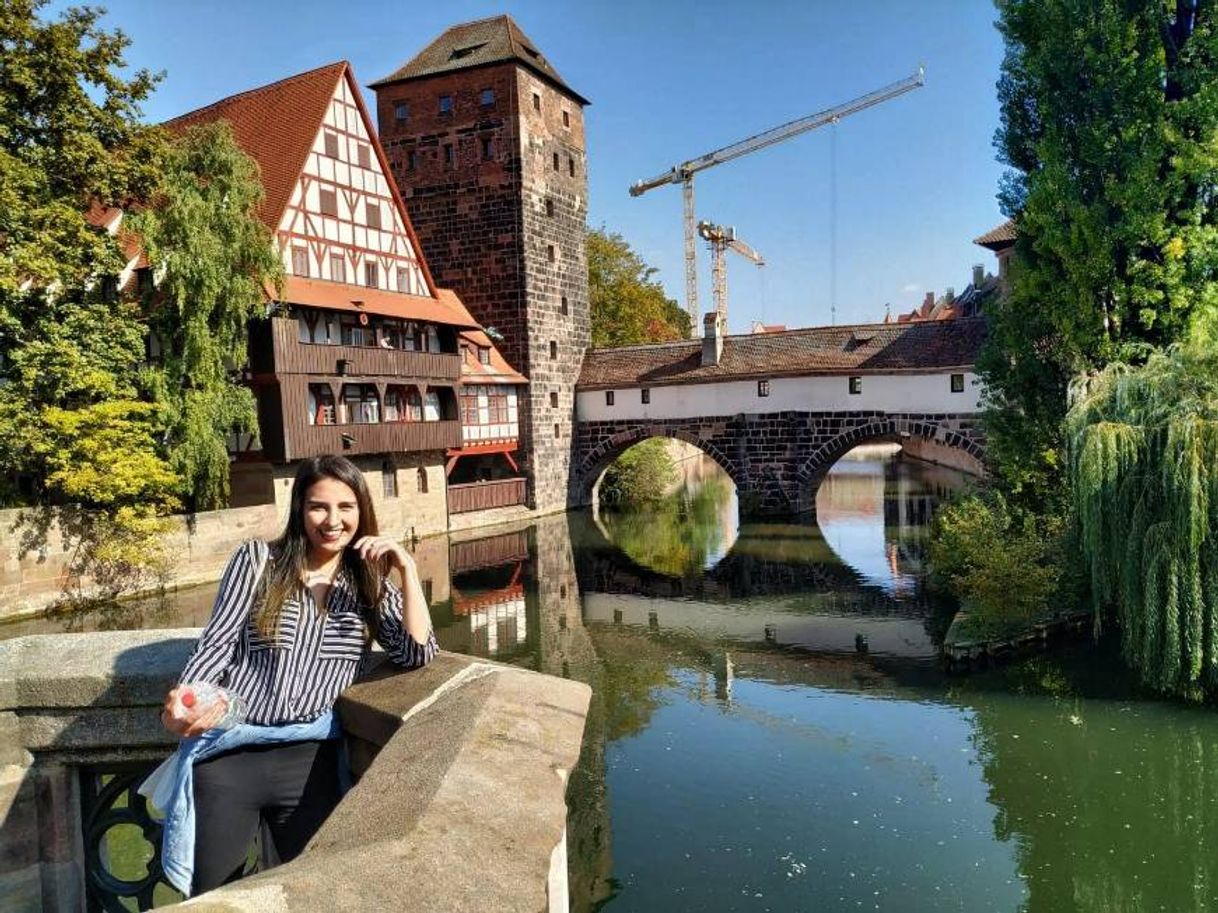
[165,61,483,535]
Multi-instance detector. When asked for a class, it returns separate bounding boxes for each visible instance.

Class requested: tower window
[394,101,410,123]
[552,152,559,171]
[605,391,615,406]
[323,131,338,158]
[481,136,493,160]
[849,376,863,395]
[562,110,570,128]
[641,388,651,404]
[439,94,453,115]
[406,150,417,171]
[480,88,495,107]
[561,296,569,316]
[532,92,541,112]
[443,144,454,167]
[568,157,576,177]
[545,198,554,217]
[319,189,337,217]
[553,423,560,439]
[547,244,555,263]
[291,246,309,277]
[549,340,558,359]
[550,391,558,408]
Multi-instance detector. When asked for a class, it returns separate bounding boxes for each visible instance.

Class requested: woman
[158,454,437,894]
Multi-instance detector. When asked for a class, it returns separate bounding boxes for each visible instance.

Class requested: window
[562,109,570,128]
[532,92,541,112]
[319,189,337,217]
[489,393,509,423]
[545,198,554,217]
[341,384,379,424]
[394,101,410,122]
[366,201,381,230]
[605,391,615,406]
[417,467,429,493]
[423,390,441,421]
[552,152,559,171]
[547,244,555,263]
[641,388,651,404]
[461,390,480,425]
[481,136,493,160]
[439,94,453,115]
[549,340,558,359]
[380,320,404,349]
[478,346,491,365]
[480,88,495,107]
[364,262,378,288]
[550,391,558,408]
[406,150,417,172]
[849,376,863,395]
[758,379,770,397]
[561,296,569,316]
[291,246,309,277]
[382,460,398,498]
[330,252,346,283]
[323,131,338,158]
[357,144,371,169]
[568,156,575,177]
[443,144,453,167]
[385,386,422,422]
[340,316,370,347]
[307,384,336,425]
[553,423,560,439]
[396,267,409,293]
[951,373,965,393]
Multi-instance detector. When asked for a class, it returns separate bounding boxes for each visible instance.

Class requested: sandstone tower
[372,16,590,514]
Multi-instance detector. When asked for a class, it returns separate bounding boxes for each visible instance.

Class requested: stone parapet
[0,631,590,913]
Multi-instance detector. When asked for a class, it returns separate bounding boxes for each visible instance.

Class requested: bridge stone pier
[572,410,985,516]
[573,316,989,517]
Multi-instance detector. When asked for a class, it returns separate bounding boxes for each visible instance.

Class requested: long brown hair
[254,455,385,638]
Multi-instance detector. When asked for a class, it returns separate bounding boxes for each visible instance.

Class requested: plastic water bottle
[177,682,248,730]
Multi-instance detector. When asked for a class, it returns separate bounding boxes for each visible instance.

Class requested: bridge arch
[570,424,741,510]
[794,415,985,514]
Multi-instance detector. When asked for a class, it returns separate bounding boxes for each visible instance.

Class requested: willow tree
[1067,328,1218,699]
[132,121,283,511]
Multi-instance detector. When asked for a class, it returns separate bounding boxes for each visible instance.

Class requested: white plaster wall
[576,372,982,422]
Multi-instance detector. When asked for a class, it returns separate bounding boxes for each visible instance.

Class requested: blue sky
[63,0,1009,332]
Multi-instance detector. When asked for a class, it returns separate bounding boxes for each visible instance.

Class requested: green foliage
[1065,325,1218,699]
[984,0,1218,505]
[599,438,677,508]
[930,491,1064,639]
[131,121,284,511]
[588,227,690,346]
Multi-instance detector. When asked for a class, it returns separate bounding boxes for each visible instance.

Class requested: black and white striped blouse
[178,539,438,725]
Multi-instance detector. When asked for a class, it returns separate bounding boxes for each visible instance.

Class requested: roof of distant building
[974,218,1017,250]
[577,318,986,390]
[370,15,589,105]
[750,321,788,334]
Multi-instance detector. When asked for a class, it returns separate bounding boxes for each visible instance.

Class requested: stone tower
[371,16,590,514]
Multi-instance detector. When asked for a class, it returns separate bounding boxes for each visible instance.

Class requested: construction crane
[630,67,925,336]
[697,221,764,327]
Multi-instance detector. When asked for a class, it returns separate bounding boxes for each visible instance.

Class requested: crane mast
[630,67,925,336]
[697,221,765,326]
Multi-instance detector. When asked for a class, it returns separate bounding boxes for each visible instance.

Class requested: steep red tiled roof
[371,15,589,105]
[437,289,528,384]
[577,318,986,390]
[164,61,347,231]
[974,219,1017,250]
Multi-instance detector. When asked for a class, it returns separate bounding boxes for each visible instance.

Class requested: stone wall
[0,631,590,913]
[572,410,987,516]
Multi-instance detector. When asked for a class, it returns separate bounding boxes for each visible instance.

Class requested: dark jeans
[190,739,342,895]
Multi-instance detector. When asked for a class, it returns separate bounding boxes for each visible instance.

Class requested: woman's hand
[160,686,228,738]
[352,535,416,576]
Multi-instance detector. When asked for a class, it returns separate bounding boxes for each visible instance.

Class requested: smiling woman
[153,454,437,897]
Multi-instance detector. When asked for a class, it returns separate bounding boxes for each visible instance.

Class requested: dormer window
[478,347,491,365]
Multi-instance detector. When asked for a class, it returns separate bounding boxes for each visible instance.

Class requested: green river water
[7,448,1218,912]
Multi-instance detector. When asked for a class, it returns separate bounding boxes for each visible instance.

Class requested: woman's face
[302,476,360,559]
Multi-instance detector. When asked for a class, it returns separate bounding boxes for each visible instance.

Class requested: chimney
[944,287,955,302]
[922,292,935,314]
[702,312,724,366]
[972,263,985,288]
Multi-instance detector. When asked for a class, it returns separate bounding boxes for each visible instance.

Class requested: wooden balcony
[449,529,531,572]
[252,317,461,381]
[447,478,529,515]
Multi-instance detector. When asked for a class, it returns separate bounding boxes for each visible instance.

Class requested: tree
[587,228,690,347]
[0,1,179,598]
[131,122,284,511]
[983,0,1218,504]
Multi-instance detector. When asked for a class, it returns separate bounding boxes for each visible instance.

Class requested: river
[6,448,1218,912]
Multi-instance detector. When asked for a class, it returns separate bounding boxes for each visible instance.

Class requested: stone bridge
[572,316,988,517]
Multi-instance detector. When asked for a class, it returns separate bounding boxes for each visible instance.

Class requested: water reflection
[10,450,1218,912]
